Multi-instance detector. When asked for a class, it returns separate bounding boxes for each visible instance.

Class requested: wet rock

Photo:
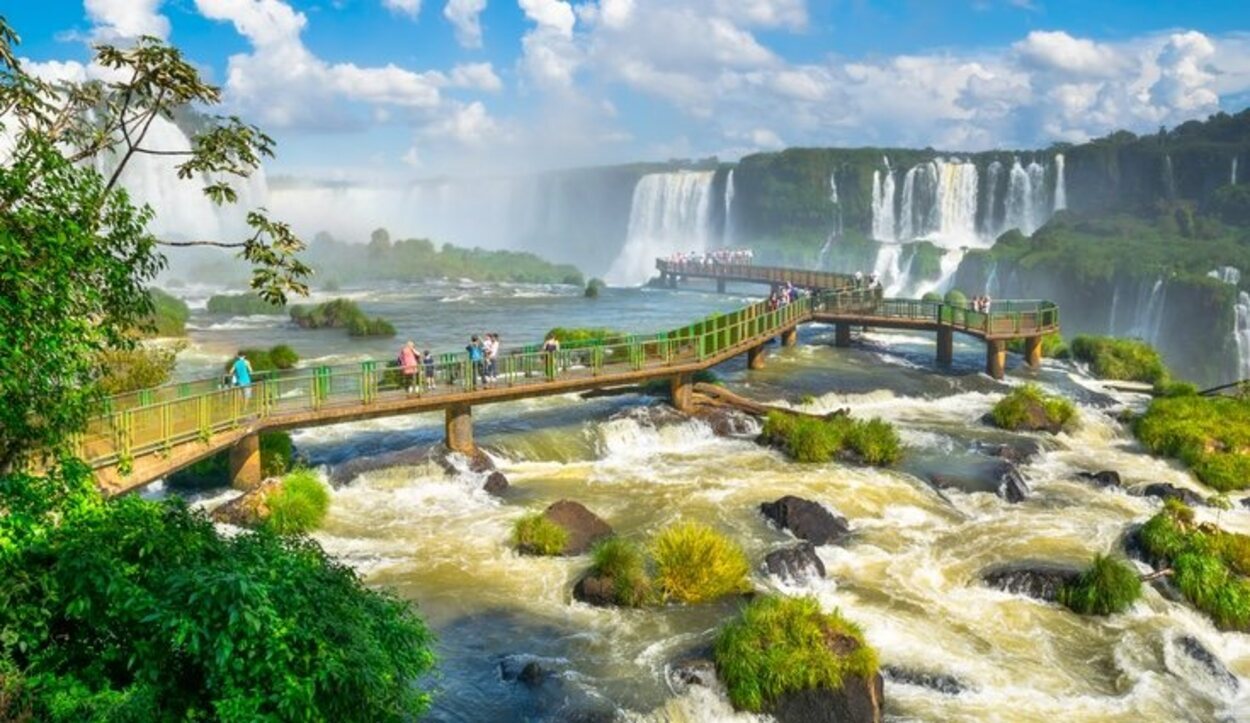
[769,670,884,723]
[760,496,851,546]
[882,666,968,696]
[763,543,827,583]
[1240,496,1250,510]
[571,574,616,607]
[1077,470,1122,488]
[328,443,497,485]
[1177,635,1240,692]
[667,657,717,695]
[928,473,961,490]
[981,439,1045,464]
[433,445,497,475]
[499,655,548,685]
[1136,483,1205,507]
[211,477,281,528]
[981,563,1080,602]
[544,500,613,555]
[996,464,1030,503]
[483,471,510,496]
[518,661,544,687]
[693,407,758,437]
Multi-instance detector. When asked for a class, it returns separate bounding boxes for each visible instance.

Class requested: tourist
[542,332,560,379]
[423,350,436,388]
[467,335,487,387]
[483,333,499,383]
[399,340,419,394]
[983,294,993,314]
[231,351,253,401]
[854,270,864,287]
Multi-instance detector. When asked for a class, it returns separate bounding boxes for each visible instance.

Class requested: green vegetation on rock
[1058,554,1142,615]
[990,384,1077,432]
[714,594,878,713]
[97,343,182,394]
[760,412,902,465]
[584,278,605,298]
[588,537,651,607]
[943,289,967,307]
[206,293,286,315]
[650,521,751,604]
[1139,500,1250,630]
[1134,394,1250,491]
[1069,335,1169,385]
[145,289,190,337]
[290,299,395,338]
[264,468,331,535]
[546,327,626,346]
[513,513,570,556]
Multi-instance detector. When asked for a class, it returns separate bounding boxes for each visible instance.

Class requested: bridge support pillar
[985,340,1007,380]
[229,432,262,491]
[780,327,798,348]
[747,345,767,370]
[1024,336,1043,369]
[670,373,694,412]
[669,274,679,289]
[445,403,475,455]
[834,323,852,348]
[936,327,953,366]
[716,279,726,294]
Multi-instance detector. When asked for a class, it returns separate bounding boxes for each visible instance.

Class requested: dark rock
[1137,483,1205,507]
[981,563,1080,602]
[329,443,497,485]
[433,445,496,475]
[928,473,961,490]
[572,574,616,607]
[694,407,758,437]
[769,672,884,723]
[1077,470,1122,488]
[500,655,548,684]
[518,661,544,687]
[1177,635,1240,692]
[763,543,827,583]
[760,496,851,545]
[996,464,1030,503]
[667,657,717,695]
[1240,496,1250,510]
[981,439,1045,464]
[544,500,613,555]
[211,478,282,528]
[882,666,968,696]
[483,471,509,496]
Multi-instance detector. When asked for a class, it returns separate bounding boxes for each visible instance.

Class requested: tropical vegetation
[649,522,751,604]
[289,298,396,337]
[760,411,902,465]
[1069,335,1169,385]
[1134,393,1250,491]
[265,468,332,534]
[989,384,1077,432]
[1058,554,1142,616]
[513,513,570,556]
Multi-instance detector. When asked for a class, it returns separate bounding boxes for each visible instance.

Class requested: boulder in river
[760,496,851,545]
[571,574,617,607]
[980,439,1045,465]
[1176,635,1240,692]
[763,543,827,583]
[769,671,884,723]
[881,666,968,696]
[981,563,1081,603]
[996,464,1030,503]
[1077,470,1122,488]
[483,471,510,496]
[211,477,281,528]
[667,657,718,696]
[543,500,613,555]
[1241,496,1250,510]
[1136,483,1205,507]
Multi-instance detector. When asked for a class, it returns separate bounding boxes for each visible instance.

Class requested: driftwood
[691,383,849,420]
[1139,568,1174,583]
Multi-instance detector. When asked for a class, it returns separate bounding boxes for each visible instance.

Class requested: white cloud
[382,0,422,18]
[1014,30,1123,78]
[444,0,487,48]
[449,62,503,91]
[85,0,170,41]
[519,0,575,36]
[420,100,499,144]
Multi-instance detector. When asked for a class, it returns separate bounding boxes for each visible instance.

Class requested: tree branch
[157,239,249,248]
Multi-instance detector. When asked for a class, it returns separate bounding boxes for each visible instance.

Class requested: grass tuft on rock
[1134,394,1250,491]
[714,595,878,713]
[1059,554,1142,615]
[513,513,569,556]
[264,468,330,535]
[990,384,1077,432]
[589,537,650,606]
[760,412,901,465]
[1069,335,1168,385]
[650,522,751,604]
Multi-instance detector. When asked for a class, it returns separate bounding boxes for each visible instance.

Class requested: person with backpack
[231,351,254,401]
[467,335,486,388]
[399,340,419,394]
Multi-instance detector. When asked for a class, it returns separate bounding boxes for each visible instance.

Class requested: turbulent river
[157,279,1250,722]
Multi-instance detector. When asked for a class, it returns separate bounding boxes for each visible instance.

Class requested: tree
[0,22,310,470]
[368,227,392,258]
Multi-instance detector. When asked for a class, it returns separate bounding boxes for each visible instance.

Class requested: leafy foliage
[588,537,651,607]
[0,461,435,721]
[166,431,295,490]
[545,327,626,347]
[760,412,901,465]
[1134,393,1250,491]
[1059,554,1142,615]
[713,595,877,713]
[513,513,569,556]
[650,522,751,604]
[584,278,605,298]
[989,384,1077,431]
[228,344,301,374]
[96,343,182,395]
[144,289,190,337]
[206,293,286,315]
[1069,335,1169,384]
[265,468,331,535]
[290,298,395,337]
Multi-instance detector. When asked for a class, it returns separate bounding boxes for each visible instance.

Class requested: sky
[7,0,1250,180]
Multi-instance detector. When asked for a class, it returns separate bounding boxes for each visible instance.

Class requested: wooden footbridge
[80,261,1059,494]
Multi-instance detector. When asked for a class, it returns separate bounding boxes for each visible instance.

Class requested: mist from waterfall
[1128,278,1168,345]
[605,171,716,286]
[871,168,897,242]
[984,161,1003,239]
[1054,154,1067,211]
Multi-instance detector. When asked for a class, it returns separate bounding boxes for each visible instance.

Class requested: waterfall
[1163,154,1177,199]
[1129,278,1168,344]
[872,243,904,294]
[829,171,842,237]
[899,167,919,241]
[1234,157,1240,186]
[984,161,1002,239]
[912,248,966,298]
[605,170,716,286]
[985,261,1000,299]
[723,169,735,245]
[1209,267,1249,379]
[1108,283,1121,334]
[1053,153,1067,211]
[929,159,979,247]
[1004,159,1043,236]
[871,169,897,242]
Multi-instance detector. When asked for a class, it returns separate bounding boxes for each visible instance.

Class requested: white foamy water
[606,171,717,286]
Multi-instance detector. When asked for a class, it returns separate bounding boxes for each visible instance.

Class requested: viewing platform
[80,263,1059,495]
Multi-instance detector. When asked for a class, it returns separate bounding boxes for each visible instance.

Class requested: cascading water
[1053,153,1067,211]
[1128,278,1168,345]
[605,171,716,286]
[1164,154,1177,200]
[899,166,919,242]
[983,161,1002,239]
[929,159,979,247]
[1004,158,1049,237]
[722,169,735,246]
[1234,156,1240,186]
[1208,267,1250,380]
[819,171,843,269]
[871,169,897,242]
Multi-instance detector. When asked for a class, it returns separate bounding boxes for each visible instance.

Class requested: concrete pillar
[834,323,852,348]
[936,327,953,366]
[445,403,475,455]
[229,432,262,491]
[670,373,694,412]
[985,339,1007,380]
[780,327,798,348]
[747,345,767,370]
[716,278,727,294]
[669,274,679,289]
[1024,336,1043,369]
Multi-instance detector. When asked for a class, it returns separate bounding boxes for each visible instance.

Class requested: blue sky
[8,1,1250,179]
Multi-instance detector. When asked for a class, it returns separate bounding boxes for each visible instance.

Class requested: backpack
[468,345,483,362]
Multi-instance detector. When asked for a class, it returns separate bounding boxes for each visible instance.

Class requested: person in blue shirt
[231,351,254,399]
[466,336,486,387]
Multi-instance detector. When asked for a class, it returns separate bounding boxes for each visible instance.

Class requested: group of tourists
[852,271,883,290]
[466,333,502,386]
[768,281,801,310]
[398,341,438,393]
[664,248,754,267]
[971,295,993,313]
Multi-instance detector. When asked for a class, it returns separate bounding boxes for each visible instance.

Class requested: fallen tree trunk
[1139,568,1174,583]
[692,382,848,420]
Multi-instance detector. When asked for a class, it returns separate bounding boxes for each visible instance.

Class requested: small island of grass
[1058,554,1142,616]
[989,384,1077,433]
[289,298,396,338]
[1069,335,1168,385]
[1134,392,1250,491]
[760,411,902,465]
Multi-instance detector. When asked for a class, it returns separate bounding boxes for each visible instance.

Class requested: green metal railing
[656,260,860,291]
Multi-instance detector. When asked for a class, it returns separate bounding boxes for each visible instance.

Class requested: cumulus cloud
[85,0,170,41]
[444,0,488,48]
[449,62,503,91]
[1014,30,1123,77]
[382,0,422,18]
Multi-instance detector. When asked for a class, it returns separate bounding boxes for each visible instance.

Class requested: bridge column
[669,274,679,289]
[936,327,953,366]
[229,432,262,491]
[835,322,852,348]
[747,344,767,370]
[1024,336,1043,369]
[716,278,726,294]
[445,403,475,455]
[780,327,798,348]
[985,340,1007,380]
[670,373,694,412]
